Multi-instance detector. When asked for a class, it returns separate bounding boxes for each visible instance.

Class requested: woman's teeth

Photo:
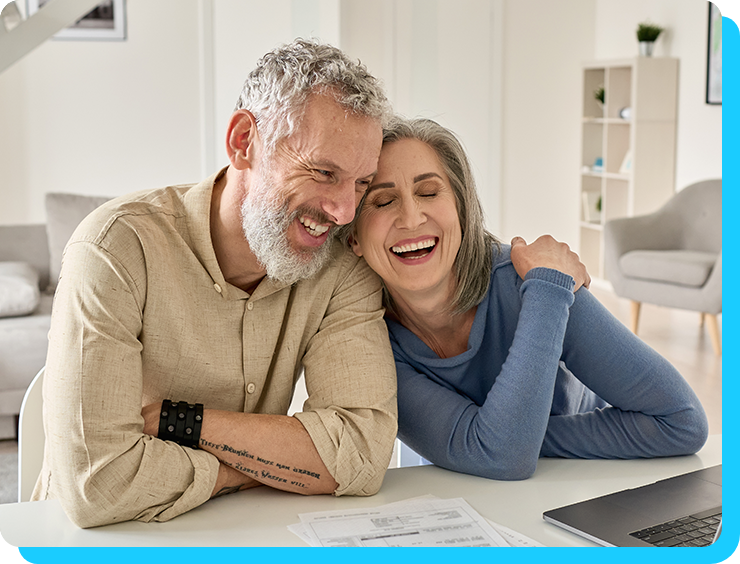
[300,216,330,237]
[391,239,436,257]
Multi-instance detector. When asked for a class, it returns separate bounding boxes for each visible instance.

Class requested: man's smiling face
[241,93,383,284]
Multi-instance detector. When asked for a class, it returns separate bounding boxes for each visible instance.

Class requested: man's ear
[226,110,260,170]
[349,234,363,258]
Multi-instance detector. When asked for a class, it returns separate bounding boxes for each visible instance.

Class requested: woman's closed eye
[373,197,395,208]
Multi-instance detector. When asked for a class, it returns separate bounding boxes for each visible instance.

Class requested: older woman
[347,117,708,480]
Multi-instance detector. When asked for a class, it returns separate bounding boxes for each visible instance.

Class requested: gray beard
[240,178,335,286]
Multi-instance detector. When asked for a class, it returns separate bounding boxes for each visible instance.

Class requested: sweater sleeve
[539,289,708,459]
[396,267,576,480]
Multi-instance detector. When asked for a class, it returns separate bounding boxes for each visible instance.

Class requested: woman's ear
[226,110,260,170]
[349,234,363,257]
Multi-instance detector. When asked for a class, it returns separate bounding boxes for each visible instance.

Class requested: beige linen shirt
[32,169,397,528]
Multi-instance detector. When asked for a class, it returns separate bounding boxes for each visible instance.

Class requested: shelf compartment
[605,122,631,174]
[581,122,603,170]
[606,66,632,120]
[583,68,606,119]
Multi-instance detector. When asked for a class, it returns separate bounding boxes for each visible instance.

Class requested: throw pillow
[0,262,40,318]
[45,193,112,292]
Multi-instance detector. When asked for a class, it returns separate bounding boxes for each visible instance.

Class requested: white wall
[593,0,722,191]
[0,0,204,224]
[498,0,596,244]
[0,0,724,238]
[210,0,341,173]
[340,0,503,235]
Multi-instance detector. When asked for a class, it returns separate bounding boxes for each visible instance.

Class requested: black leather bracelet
[159,400,203,449]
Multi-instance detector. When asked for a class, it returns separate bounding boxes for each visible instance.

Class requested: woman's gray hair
[235,38,392,154]
[351,117,500,315]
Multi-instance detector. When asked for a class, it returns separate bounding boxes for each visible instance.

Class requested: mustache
[290,205,335,229]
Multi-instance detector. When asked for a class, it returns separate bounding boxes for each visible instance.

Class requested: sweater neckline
[386,286,490,367]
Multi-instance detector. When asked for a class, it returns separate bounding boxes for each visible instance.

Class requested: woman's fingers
[510,235,591,292]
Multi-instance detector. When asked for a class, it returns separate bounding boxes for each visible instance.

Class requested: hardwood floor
[0,439,15,455]
[589,282,722,435]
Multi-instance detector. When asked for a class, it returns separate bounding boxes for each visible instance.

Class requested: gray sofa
[0,193,111,439]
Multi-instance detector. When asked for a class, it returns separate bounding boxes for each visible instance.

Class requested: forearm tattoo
[201,438,321,489]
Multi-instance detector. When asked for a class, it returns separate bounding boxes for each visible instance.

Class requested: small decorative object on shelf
[594,86,605,110]
[579,57,677,278]
[619,151,633,174]
[582,192,602,223]
[636,22,664,57]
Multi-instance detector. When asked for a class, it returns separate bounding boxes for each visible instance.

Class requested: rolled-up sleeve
[294,257,397,496]
[37,236,220,528]
[34,180,398,526]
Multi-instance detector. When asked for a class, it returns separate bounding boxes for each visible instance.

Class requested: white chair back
[18,367,45,502]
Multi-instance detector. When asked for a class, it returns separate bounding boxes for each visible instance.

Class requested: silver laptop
[543,465,722,547]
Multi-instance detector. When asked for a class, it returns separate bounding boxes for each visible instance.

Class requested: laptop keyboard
[629,507,722,547]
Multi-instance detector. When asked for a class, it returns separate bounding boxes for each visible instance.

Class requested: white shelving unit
[578,57,678,279]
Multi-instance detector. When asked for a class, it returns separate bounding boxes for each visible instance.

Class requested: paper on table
[292,497,510,547]
[486,519,545,547]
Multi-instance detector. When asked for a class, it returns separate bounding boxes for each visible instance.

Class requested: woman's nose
[396,198,426,230]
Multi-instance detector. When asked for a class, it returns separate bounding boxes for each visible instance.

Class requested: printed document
[290,497,510,547]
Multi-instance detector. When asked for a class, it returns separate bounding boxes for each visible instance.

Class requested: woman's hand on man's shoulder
[510,235,591,292]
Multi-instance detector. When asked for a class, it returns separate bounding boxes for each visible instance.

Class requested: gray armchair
[604,179,722,355]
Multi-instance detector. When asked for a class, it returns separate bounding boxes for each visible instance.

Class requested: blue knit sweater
[388,246,709,480]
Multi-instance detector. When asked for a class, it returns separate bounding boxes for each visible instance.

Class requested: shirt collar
[182,166,293,301]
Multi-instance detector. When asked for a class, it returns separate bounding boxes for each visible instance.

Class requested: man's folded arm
[40,240,222,528]
[141,406,339,494]
[152,256,398,498]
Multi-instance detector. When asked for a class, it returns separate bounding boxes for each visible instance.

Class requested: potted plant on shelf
[636,22,663,57]
[594,86,605,113]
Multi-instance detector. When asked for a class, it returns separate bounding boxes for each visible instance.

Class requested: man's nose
[321,181,358,226]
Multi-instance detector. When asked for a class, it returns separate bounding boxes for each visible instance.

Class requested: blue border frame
[6,13,738,564]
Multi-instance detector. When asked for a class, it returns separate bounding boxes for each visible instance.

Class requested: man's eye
[316,169,332,177]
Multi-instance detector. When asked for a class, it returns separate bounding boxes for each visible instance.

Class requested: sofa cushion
[0,262,40,318]
[0,294,52,416]
[619,250,717,287]
[45,193,112,291]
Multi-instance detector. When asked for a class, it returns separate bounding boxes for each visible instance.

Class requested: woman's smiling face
[351,138,462,298]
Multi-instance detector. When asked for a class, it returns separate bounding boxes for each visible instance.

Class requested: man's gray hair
[358,117,500,315]
[235,38,392,153]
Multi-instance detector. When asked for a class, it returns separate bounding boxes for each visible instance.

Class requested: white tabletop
[0,435,722,547]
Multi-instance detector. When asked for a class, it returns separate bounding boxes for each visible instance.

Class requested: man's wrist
[158,400,204,448]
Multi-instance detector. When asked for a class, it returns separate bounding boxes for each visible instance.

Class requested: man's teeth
[300,216,330,237]
[391,239,436,254]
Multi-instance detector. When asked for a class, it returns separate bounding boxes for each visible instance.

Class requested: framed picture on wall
[26,0,126,41]
[706,1,721,105]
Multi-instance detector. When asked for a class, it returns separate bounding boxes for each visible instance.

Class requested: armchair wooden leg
[706,313,721,356]
[630,301,641,334]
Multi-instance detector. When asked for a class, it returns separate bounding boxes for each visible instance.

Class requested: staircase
[0,0,104,74]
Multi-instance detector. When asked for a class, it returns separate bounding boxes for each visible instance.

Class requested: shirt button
[247,383,256,394]
[214,283,222,293]
[247,302,254,311]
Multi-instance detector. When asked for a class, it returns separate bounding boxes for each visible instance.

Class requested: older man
[32,39,397,528]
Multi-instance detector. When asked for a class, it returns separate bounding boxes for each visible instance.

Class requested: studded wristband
[158,400,204,449]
